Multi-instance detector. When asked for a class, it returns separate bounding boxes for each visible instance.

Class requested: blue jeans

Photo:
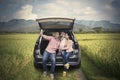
[42,51,56,74]
[61,50,73,70]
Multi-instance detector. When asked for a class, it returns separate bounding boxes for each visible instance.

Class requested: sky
[0,0,120,23]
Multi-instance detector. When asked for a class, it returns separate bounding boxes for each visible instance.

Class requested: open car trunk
[36,18,75,30]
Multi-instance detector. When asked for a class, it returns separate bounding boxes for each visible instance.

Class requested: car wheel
[34,61,39,68]
[34,61,43,69]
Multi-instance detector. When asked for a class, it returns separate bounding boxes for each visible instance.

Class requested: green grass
[81,49,118,80]
[0,34,38,80]
[0,33,120,80]
[75,33,120,79]
[0,34,81,80]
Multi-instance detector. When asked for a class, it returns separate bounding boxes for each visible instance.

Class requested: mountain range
[0,19,120,32]
[0,19,39,32]
[76,20,120,32]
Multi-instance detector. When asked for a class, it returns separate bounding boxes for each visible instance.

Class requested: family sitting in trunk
[40,31,73,80]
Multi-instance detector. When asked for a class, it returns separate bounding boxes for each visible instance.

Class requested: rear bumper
[34,54,80,66]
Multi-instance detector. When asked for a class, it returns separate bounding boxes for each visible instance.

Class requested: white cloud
[12,0,114,21]
[84,7,97,14]
[34,0,103,21]
[14,5,38,20]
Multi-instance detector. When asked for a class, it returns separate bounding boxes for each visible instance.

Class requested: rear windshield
[40,21,71,29]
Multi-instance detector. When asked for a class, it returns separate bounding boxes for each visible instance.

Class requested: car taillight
[74,49,79,54]
[35,49,41,56]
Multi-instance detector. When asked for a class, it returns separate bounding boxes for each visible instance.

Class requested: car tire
[34,61,43,69]
[34,61,39,68]
[33,61,42,69]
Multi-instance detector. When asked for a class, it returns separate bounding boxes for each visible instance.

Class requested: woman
[60,33,74,76]
[59,32,66,53]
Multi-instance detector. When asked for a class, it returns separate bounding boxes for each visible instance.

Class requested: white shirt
[59,38,66,49]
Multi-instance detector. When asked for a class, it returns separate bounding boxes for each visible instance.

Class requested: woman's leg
[61,50,67,64]
[64,52,73,70]
[62,52,73,76]
[61,50,68,76]
[65,52,73,63]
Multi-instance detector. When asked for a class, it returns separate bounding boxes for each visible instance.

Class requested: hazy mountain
[0,19,39,32]
[0,19,120,33]
[75,20,120,32]
[73,23,95,32]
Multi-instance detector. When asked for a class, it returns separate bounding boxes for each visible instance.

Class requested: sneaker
[63,71,67,77]
[64,63,70,69]
[43,71,47,77]
[50,74,54,80]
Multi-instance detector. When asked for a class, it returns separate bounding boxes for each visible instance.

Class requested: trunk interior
[40,38,49,55]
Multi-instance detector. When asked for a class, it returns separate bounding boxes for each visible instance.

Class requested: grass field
[75,33,120,79]
[0,34,82,80]
[0,33,120,80]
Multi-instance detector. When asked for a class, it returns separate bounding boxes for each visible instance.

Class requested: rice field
[75,33,120,79]
[0,34,37,80]
[0,34,83,80]
[0,33,120,80]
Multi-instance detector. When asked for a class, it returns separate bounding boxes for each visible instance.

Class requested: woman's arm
[62,40,73,50]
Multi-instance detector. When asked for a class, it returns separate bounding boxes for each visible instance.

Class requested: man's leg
[42,51,49,73]
[49,53,56,79]
[50,53,56,74]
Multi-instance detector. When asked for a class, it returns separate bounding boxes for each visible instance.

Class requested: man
[40,31,60,80]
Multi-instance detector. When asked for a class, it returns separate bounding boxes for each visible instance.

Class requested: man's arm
[40,30,43,36]
[40,31,52,40]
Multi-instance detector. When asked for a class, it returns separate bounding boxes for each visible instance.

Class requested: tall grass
[75,33,120,78]
[0,34,38,80]
[0,34,82,80]
[0,33,120,80]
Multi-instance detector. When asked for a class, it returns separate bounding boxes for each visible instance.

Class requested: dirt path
[54,67,87,80]
[75,69,87,80]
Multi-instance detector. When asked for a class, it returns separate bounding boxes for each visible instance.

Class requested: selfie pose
[40,32,60,80]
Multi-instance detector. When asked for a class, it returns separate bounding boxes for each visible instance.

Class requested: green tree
[93,27,104,33]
